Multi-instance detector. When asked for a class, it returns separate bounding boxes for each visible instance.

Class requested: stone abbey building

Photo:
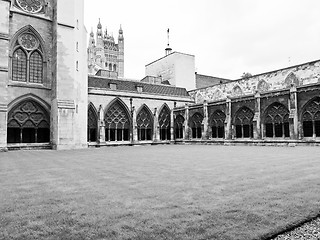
[0,0,320,151]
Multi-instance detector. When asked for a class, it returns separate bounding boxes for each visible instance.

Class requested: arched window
[234,107,254,138]
[105,100,130,141]
[264,102,289,138]
[88,104,98,142]
[7,99,50,144]
[12,48,27,82]
[113,64,117,72]
[175,114,184,139]
[190,113,203,139]
[302,97,320,137]
[210,110,225,138]
[109,63,112,71]
[11,28,45,84]
[159,105,171,141]
[137,106,153,141]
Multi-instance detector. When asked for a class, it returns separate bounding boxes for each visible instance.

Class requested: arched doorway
[190,113,203,139]
[7,100,50,143]
[302,97,320,137]
[264,102,290,138]
[137,105,153,141]
[174,114,184,139]
[234,107,254,138]
[210,110,225,138]
[87,104,98,142]
[159,105,171,141]
[104,100,130,141]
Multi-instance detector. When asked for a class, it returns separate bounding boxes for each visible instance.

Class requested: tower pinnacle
[165,28,172,56]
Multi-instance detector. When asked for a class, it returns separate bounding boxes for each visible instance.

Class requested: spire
[90,28,94,37]
[97,18,102,29]
[165,28,172,56]
[118,24,124,41]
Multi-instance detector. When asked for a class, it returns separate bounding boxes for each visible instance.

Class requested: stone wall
[189,60,320,104]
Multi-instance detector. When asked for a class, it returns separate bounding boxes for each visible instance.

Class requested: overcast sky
[84,0,320,80]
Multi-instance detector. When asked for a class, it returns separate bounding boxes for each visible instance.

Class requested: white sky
[84,0,320,80]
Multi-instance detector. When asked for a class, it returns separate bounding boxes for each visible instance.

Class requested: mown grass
[0,145,320,240]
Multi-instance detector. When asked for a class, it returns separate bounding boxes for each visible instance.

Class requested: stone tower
[87,21,124,78]
[0,0,87,150]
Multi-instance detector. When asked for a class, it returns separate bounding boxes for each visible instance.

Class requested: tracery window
[11,29,44,83]
[264,103,289,138]
[159,105,171,141]
[190,113,203,139]
[137,106,153,141]
[234,107,254,138]
[105,101,130,141]
[175,114,184,139]
[210,110,225,138]
[7,99,50,144]
[88,104,98,142]
[16,0,44,14]
[302,97,320,137]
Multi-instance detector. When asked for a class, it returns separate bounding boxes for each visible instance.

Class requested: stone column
[132,106,138,142]
[170,109,175,141]
[224,98,232,139]
[289,86,299,139]
[202,100,209,139]
[0,0,10,151]
[98,105,105,143]
[184,104,189,140]
[253,92,261,139]
[154,107,159,142]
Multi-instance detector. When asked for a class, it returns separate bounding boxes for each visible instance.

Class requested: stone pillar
[0,0,10,151]
[98,105,105,143]
[225,98,232,139]
[253,92,261,139]
[289,86,299,139]
[170,108,175,141]
[154,107,159,141]
[202,100,209,139]
[132,106,138,142]
[184,104,189,140]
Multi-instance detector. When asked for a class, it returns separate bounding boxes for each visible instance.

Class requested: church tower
[87,21,124,78]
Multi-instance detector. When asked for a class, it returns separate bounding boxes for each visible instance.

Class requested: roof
[88,76,190,97]
[195,73,232,88]
[145,51,195,67]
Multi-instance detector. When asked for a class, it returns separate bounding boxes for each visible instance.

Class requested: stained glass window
[29,51,43,83]
[12,48,27,82]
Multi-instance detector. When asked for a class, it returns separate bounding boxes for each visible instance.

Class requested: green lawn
[0,145,320,240]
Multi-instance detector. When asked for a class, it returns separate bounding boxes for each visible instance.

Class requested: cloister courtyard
[1,145,320,240]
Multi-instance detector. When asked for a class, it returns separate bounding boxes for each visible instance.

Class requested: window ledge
[8,82,51,90]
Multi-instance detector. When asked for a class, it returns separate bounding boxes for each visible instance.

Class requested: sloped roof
[88,76,190,97]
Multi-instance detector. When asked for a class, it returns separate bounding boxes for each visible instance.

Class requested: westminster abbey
[1,0,320,151]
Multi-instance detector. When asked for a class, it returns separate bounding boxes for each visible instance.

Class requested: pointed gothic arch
[10,25,47,83]
[158,103,171,141]
[263,102,290,138]
[7,95,50,144]
[104,98,131,142]
[136,104,153,141]
[301,97,320,137]
[231,85,243,97]
[189,112,203,139]
[213,89,224,101]
[234,106,254,138]
[257,79,269,92]
[210,110,226,138]
[284,72,299,88]
[87,103,98,142]
[174,114,185,139]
